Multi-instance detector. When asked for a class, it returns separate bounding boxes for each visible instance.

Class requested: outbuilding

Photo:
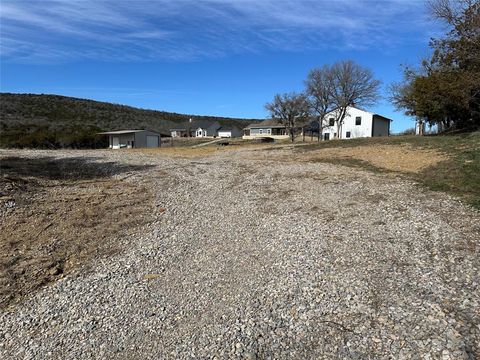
[217,127,242,138]
[321,106,391,140]
[99,130,161,149]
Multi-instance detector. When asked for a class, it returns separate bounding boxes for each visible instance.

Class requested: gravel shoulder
[1,147,479,359]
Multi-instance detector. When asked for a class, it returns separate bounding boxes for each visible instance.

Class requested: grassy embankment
[295,133,480,209]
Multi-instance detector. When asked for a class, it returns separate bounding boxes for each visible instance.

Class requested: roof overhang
[247,125,286,129]
[98,130,147,135]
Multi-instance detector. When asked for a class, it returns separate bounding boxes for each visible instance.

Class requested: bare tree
[265,92,310,142]
[329,60,381,138]
[428,0,478,28]
[305,66,334,141]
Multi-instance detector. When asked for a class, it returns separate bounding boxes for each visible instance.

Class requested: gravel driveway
[1,147,479,359]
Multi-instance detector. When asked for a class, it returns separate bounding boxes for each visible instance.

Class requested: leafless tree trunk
[265,92,310,143]
[306,61,380,141]
[329,60,381,138]
[305,66,334,141]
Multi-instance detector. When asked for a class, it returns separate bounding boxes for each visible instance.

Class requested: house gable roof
[324,106,393,122]
[169,120,223,132]
[372,114,393,122]
[217,127,235,132]
[244,119,285,129]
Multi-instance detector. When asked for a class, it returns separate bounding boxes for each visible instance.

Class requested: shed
[98,130,161,149]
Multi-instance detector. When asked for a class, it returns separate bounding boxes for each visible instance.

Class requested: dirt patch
[305,144,448,173]
[0,156,155,309]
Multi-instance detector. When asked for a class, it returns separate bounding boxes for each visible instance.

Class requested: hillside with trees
[0,93,261,148]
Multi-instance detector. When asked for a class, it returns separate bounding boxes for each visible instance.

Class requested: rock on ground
[1,147,479,359]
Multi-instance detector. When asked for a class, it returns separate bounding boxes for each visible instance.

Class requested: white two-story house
[322,107,391,140]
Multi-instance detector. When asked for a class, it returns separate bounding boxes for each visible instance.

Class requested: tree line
[391,0,479,133]
[266,0,479,141]
[0,93,261,148]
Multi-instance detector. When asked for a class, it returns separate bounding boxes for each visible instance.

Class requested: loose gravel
[1,147,479,359]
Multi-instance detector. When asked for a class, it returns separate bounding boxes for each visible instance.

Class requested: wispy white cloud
[1,0,432,63]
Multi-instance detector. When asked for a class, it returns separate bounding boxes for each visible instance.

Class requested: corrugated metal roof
[98,130,151,135]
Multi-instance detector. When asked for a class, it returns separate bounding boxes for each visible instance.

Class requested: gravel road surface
[1,148,479,359]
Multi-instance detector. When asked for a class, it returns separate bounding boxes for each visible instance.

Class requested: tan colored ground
[0,156,154,308]
[302,144,449,173]
[134,143,268,158]
[0,141,461,309]
[140,141,449,174]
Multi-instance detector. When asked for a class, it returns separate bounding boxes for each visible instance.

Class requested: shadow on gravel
[0,156,154,180]
[0,155,156,309]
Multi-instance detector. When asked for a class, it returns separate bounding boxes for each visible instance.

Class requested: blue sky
[1,0,443,132]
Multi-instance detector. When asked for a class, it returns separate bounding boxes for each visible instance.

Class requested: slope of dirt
[299,144,449,173]
[0,154,155,308]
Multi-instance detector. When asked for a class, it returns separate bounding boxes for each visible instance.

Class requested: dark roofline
[372,114,393,122]
[98,129,159,135]
[246,125,286,129]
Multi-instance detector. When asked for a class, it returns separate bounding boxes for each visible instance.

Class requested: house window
[267,129,271,134]
[356,116,361,126]
[259,129,263,134]
[329,118,335,126]
[346,131,351,138]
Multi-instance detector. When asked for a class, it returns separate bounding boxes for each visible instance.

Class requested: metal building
[99,130,161,149]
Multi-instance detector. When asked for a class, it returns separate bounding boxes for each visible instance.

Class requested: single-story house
[194,122,222,138]
[321,106,391,140]
[242,119,289,140]
[170,120,243,138]
[98,130,161,149]
[170,128,189,138]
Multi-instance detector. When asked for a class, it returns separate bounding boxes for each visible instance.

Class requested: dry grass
[0,156,155,308]
[293,133,480,208]
[303,144,448,173]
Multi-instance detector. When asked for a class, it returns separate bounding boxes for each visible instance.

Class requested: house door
[146,135,159,147]
[112,136,120,148]
[324,133,330,141]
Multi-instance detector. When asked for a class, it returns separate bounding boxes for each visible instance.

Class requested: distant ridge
[0,93,262,148]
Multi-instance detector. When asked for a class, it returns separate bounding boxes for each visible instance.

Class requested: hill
[0,93,261,148]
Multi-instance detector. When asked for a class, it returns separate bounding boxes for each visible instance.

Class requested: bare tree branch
[329,60,381,138]
[265,92,310,142]
[305,66,335,141]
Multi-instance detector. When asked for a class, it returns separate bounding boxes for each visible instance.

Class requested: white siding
[195,128,207,137]
[218,131,232,138]
[322,107,374,139]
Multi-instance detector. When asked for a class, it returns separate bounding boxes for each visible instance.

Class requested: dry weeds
[304,144,448,173]
[0,156,154,308]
